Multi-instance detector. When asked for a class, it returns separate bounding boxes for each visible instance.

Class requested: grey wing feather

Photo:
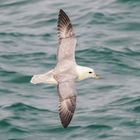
[57,9,77,64]
[55,10,78,128]
[58,9,75,41]
[57,80,76,128]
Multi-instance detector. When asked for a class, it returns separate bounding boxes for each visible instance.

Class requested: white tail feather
[30,71,57,85]
[30,74,46,84]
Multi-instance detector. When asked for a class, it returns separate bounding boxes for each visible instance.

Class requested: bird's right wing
[57,9,77,65]
[57,80,76,128]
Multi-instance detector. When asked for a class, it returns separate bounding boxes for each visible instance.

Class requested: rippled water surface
[0,0,140,140]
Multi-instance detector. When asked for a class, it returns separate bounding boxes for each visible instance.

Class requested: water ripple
[3,102,51,112]
[0,0,140,139]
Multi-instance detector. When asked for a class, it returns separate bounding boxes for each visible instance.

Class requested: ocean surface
[0,0,140,140]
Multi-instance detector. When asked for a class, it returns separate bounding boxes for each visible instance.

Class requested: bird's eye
[89,71,92,74]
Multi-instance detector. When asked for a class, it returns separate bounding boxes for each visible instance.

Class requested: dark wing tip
[59,9,65,14]
[60,113,73,128]
[59,97,76,128]
[57,9,75,41]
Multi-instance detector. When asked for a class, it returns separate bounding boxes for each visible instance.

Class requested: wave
[0,32,51,37]
[83,124,112,130]
[0,0,38,8]
[117,0,140,3]
[3,102,51,112]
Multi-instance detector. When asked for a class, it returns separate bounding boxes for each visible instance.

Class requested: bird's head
[77,66,100,81]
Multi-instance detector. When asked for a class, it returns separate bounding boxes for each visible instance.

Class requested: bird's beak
[95,74,101,79]
[92,73,101,79]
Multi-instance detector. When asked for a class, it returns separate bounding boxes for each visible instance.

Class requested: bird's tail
[30,74,45,84]
[30,70,57,85]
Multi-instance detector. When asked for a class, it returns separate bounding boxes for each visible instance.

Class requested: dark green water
[0,0,140,139]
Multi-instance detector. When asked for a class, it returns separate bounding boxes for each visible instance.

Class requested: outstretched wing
[57,9,77,65]
[55,9,78,128]
[57,80,76,128]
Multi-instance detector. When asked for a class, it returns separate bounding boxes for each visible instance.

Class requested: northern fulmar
[30,9,99,128]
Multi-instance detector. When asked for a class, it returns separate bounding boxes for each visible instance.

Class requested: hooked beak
[92,73,101,79]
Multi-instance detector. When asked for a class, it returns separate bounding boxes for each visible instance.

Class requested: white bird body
[30,65,96,85]
[30,9,99,128]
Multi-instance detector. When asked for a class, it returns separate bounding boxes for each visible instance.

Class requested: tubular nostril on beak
[95,74,101,79]
[92,72,100,79]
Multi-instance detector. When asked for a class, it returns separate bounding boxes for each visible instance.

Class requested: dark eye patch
[89,71,92,74]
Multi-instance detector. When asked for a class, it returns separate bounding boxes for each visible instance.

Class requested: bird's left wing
[57,80,76,128]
